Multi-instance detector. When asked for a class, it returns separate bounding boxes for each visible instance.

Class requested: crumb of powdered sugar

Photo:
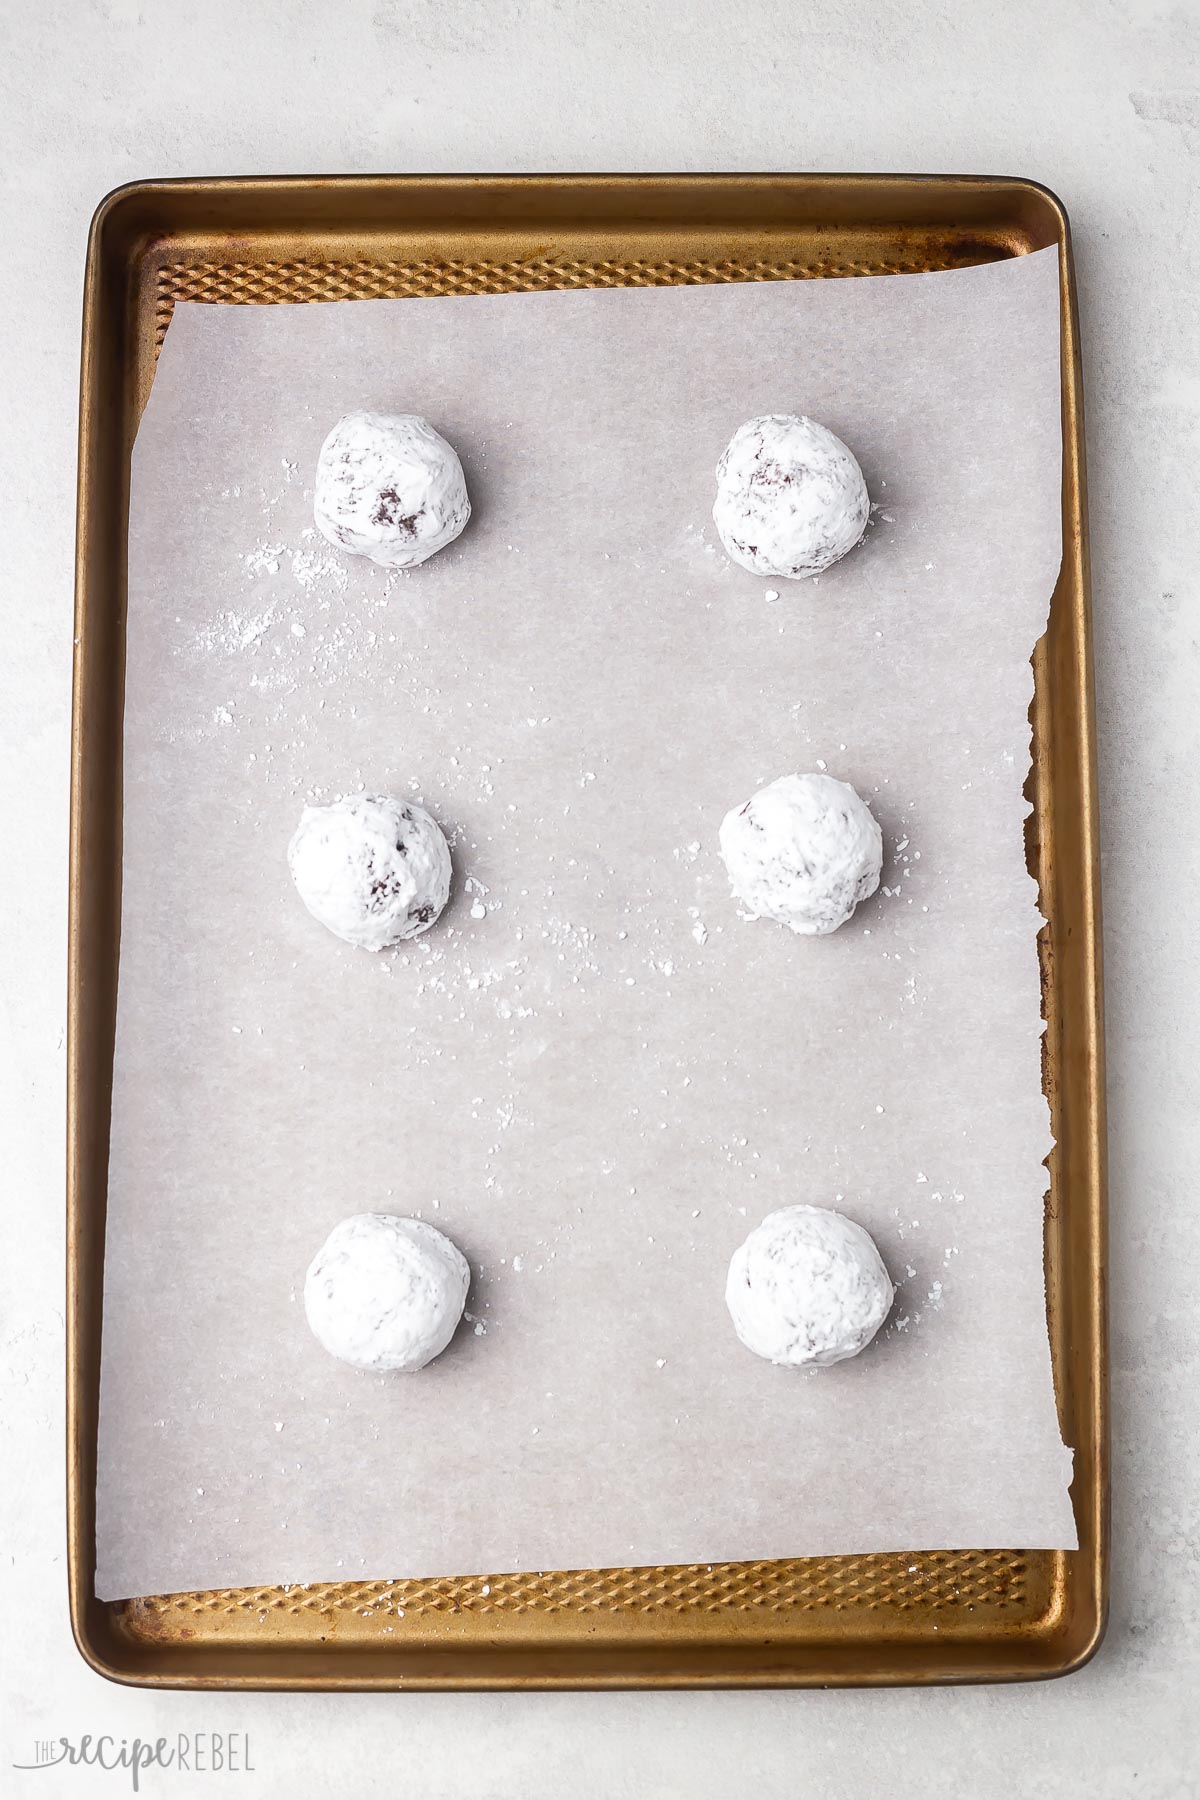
[291,545,348,593]
[194,605,277,655]
[244,543,285,577]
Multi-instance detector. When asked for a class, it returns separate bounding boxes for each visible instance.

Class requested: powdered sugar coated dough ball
[314,411,470,568]
[712,414,869,580]
[719,772,882,936]
[288,793,452,951]
[727,1205,894,1368]
[305,1214,470,1372]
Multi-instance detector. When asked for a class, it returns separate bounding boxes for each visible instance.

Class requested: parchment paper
[96,247,1076,1601]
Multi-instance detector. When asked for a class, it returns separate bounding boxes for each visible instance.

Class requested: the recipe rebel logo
[12,1733,255,1790]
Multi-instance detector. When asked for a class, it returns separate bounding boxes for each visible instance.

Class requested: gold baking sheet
[68,174,1106,1688]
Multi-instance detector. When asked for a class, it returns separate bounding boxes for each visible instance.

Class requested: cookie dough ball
[727,1205,894,1368]
[305,1213,470,1372]
[314,411,470,568]
[712,414,869,580]
[288,792,452,950]
[719,772,882,936]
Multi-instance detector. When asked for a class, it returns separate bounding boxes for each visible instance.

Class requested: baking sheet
[95,246,1075,1601]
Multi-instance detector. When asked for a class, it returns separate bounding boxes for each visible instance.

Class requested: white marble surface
[1,0,1196,1792]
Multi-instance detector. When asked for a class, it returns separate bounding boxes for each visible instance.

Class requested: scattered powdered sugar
[290,540,349,594]
[244,542,287,577]
[195,602,278,655]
